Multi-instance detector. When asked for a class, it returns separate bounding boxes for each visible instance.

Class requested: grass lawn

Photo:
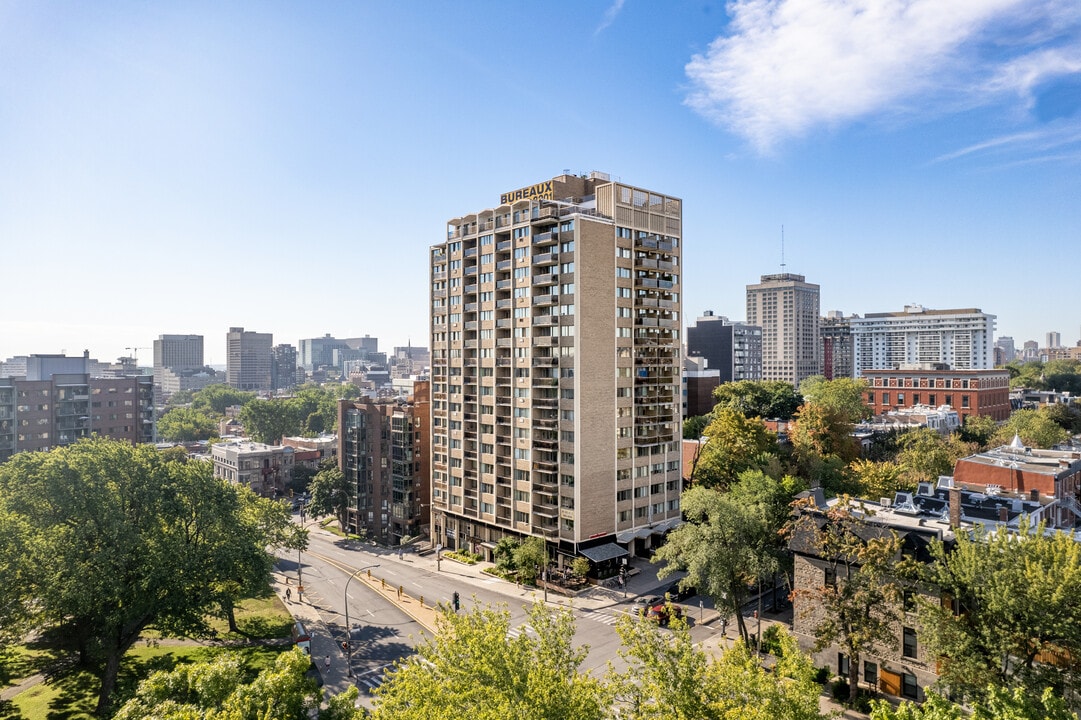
[0,592,294,719]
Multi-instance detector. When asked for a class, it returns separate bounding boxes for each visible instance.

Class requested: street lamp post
[344,563,380,677]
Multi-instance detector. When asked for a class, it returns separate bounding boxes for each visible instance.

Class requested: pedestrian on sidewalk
[285,588,292,602]
[324,655,331,671]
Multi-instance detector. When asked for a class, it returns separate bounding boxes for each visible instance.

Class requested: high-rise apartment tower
[430,172,683,567]
[226,327,273,392]
[746,273,821,386]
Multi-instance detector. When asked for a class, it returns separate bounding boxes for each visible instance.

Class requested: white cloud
[686,0,1081,152]
[595,0,626,36]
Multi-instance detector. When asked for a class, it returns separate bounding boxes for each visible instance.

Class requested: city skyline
[2,1,1079,363]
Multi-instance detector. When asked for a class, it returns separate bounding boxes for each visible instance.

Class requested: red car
[645,601,683,627]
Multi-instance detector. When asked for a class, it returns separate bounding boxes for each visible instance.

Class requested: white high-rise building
[850,305,996,376]
[429,172,683,566]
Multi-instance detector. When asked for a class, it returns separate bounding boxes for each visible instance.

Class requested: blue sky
[1,1,1079,365]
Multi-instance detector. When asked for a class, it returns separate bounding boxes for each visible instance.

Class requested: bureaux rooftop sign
[500,180,553,205]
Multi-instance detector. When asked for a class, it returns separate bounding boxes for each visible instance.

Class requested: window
[901,672,918,699]
[903,627,918,658]
[824,567,837,587]
[617,489,631,502]
[616,267,631,278]
[864,661,878,687]
[882,393,890,405]
[838,653,849,677]
[867,392,874,404]
[961,395,970,409]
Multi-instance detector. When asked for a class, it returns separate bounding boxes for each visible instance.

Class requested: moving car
[645,602,683,627]
[630,595,663,616]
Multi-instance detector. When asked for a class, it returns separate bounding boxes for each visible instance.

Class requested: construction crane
[126,347,150,365]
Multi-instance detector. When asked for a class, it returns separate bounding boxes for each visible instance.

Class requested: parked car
[645,602,683,627]
[665,581,697,602]
[630,595,663,616]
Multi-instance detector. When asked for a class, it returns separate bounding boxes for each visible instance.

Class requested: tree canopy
[712,380,803,420]
[654,471,792,645]
[993,407,1071,449]
[307,458,355,532]
[0,438,283,715]
[918,523,1081,706]
[692,407,777,489]
[157,405,220,442]
[371,602,608,720]
[798,376,871,424]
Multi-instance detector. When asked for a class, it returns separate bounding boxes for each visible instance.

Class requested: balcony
[532,295,558,306]
[532,231,558,245]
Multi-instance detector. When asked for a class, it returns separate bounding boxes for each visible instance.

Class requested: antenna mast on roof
[780,225,785,272]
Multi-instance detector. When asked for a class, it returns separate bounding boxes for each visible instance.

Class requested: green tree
[0,507,34,646]
[788,498,906,705]
[0,439,277,715]
[958,413,999,447]
[871,686,1078,720]
[799,376,871,423]
[993,408,1070,449]
[113,648,363,720]
[239,398,304,444]
[682,413,710,439]
[158,406,220,442]
[371,603,608,720]
[918,523,1081,705]
[895,427,971,486]
[308,460,354,532]
[192,384,256,415]
[1043,401,1081,434]
[611,617,823,720]
[513,536,549,584]
[654,471,789,645]
[712,380,803,420]
[492,536,520,573]
[693,407,777,489]
[790,402,861,466]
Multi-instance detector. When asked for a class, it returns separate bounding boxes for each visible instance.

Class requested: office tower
[153,334,205,400]
[994,336,1016,364]
[271,344,298,391]
[820,311,854,380]
[338,381,431,544]
[746,273,821,386]
[849,305,996,376]
[686,311,763,383]
[430,172,683,565]
[299,334,378,371]
[1046,331,1062,350]
[1022,340,1039,361]
[226,327,273,392]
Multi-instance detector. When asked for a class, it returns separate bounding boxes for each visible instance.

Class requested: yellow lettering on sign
[500,181,553,205]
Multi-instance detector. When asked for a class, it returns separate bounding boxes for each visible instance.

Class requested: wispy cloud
[595,0,626,36]
[685,0,1081,153]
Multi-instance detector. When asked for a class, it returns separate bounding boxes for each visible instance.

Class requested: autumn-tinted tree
[712,379,803,420]
[849,458,910,500]
[788,498,906,704]
[693,407,777,488]
[0,439,280,715]
[655,471,791,645]
[918,523,1081,706]
[371,602,608,720]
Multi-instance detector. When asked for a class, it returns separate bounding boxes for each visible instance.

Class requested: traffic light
[452,591,460,612]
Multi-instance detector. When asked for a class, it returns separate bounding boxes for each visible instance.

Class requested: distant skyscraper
[686,311,762,383]
[850,305,996,376]
[226,327,273,392]
[1022,340,1040,361]
[271,344,298,391]
[153,334,204,390]
[1046,331,1062,349]
[820,311,854,380]
[430,171,683,563]
[746,273,821,386]
[994,336,1016,364]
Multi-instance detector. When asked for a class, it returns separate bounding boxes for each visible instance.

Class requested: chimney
[998,506,1008,523]
[1030,488,1040,501]
[949,487,961,528]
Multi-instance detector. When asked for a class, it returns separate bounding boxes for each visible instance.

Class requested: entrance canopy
[579,543,629,564]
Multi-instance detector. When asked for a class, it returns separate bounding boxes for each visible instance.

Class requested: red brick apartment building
[863,368,1010,422]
